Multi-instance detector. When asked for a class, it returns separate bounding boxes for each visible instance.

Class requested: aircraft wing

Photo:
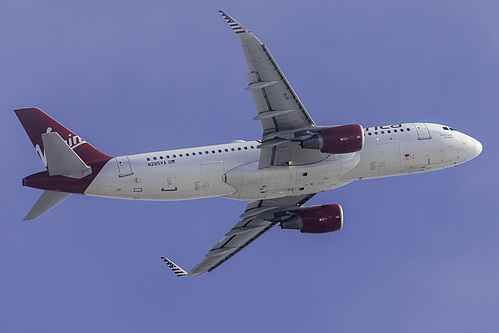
[162,194,315,277]
[219,11,326,168]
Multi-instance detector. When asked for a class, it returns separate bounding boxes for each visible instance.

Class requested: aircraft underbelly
[224,153,360,200]
[85,156,238,201]
[86,151,366,201]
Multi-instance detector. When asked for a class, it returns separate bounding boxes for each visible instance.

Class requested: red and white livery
[16,11,482,277]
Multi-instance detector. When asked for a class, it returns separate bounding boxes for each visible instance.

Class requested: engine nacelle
[301,124,364,154]
[280,204,344,234]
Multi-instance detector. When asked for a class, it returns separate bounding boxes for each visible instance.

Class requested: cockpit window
[443,127,449,130]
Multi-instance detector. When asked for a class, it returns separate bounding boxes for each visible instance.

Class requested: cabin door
[116,156,133,177]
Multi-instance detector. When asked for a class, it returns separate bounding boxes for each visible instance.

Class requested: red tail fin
[15,107,111,166]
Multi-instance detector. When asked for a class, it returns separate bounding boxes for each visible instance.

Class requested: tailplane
[23,190,71,221]
[42,132,91,178]
[15,107,110,168]
[16,107,112,220]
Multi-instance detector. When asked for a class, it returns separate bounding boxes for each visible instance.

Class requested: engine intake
[281,204,343,234]
[301,124,364,154]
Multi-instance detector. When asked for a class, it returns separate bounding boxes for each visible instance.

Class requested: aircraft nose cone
[472,138,483,158]
[464,135,482,160]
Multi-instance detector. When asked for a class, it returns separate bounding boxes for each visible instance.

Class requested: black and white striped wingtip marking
[219,10,248,34]
[161,257,188,277]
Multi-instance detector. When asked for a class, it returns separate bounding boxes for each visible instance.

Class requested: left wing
[162,194,315,277]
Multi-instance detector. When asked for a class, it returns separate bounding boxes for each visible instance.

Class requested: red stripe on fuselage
[22,158,111,194]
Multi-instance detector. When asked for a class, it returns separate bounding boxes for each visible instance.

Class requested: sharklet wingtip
[161,257,189,278]
[219,10,248,34]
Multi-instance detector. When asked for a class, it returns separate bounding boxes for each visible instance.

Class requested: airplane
[15,10,482,277]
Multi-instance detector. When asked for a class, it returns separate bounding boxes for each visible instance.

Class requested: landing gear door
[414,123,431,140]
[116,156,133,177]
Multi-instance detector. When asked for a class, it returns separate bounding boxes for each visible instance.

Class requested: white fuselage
[84,123,482,201]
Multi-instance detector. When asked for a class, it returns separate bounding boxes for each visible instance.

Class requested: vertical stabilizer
[24,190,71,221]
[14,108,110,168]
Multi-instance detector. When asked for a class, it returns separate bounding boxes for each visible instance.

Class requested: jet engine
[300,124,364,154]
[280,204,343,234]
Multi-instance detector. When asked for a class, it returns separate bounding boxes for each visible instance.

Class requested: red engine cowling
[301,124,364,154]
[280,204,344,234]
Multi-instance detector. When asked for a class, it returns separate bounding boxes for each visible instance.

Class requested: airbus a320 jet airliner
[16,11,482,277]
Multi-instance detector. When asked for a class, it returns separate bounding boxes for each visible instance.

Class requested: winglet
[161,257,188,277]
[219,10,249,34]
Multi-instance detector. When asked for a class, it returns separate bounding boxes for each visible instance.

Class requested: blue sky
[1,1,498,332]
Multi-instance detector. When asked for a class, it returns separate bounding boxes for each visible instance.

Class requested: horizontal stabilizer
[42,132,91,177]
[24,190,71,221]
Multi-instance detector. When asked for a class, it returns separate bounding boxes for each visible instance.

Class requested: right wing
[219,11,327,168]
[219,10,315,133]
[162,194,315,277]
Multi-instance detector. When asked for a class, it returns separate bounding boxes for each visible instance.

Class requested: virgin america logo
[35,127,87,167]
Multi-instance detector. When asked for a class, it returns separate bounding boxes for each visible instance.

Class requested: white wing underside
[163,194,315,277]
[219,10,326,168]
[163,11,326,277]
